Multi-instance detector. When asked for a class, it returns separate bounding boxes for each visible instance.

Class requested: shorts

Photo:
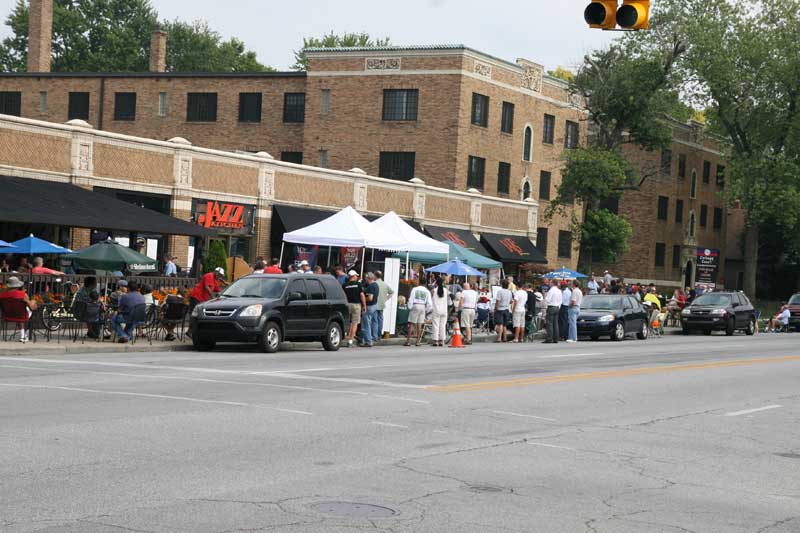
[512,312,526,328]
[460,309,476,328]
[494,309,510,326]
[347,303,362,325]
[409,305,427,325]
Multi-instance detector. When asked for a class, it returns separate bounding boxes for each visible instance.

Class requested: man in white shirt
[604,270,613,288]
[544,279,563,343]
[405,279,432,347]
[567,280,583,343]
[559,282,572,342]
[458,282,478,345]
[494,280,513,342]
[511,285,528,342]
[586,274,599,295]
[768,304,791,332]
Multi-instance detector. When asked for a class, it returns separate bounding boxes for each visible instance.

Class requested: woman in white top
[430,276,450,347]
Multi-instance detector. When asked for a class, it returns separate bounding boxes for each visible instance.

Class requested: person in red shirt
[264,257,283,274]
[30,256,65,276]
[0,276,38,342]
[189,267,225,310]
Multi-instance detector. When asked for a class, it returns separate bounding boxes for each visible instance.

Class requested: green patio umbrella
[69,239,157,273]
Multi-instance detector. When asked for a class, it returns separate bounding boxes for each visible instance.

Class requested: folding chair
[0,299,36,343]
[159,302,188,341]
[127,304,150,345]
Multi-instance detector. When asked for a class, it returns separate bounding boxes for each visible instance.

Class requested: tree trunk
[743,224,758,299]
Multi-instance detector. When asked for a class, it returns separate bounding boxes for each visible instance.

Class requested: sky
[0,0,618,72]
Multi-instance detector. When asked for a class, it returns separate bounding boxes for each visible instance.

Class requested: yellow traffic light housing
[584,1,619,29]
[616,0,651,30]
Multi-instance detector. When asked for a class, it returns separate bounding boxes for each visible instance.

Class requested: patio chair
[0,298,36,343]
[158,302,188,341]
[128,304,150,345]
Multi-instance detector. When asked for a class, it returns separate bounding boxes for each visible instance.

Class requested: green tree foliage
[645,0,800,297]
[550,147,631,210]
[162,20,271,72]
[203,240,228,275]
[0,0,269,72]
[292,31,390,70]
[581,209,634,264]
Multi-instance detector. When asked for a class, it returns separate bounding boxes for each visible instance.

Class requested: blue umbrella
[0,240,17,248]
[542,267,588,280]
[427,259,486,277]
[6,235,72,255]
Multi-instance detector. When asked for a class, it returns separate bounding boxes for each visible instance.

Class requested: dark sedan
[577,294,649,341]
[681,291,756,336]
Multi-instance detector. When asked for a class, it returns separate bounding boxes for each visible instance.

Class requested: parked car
[786,293,800,331]
[190,274,349,353]
[577,294,649,341]
[680,291,756,336]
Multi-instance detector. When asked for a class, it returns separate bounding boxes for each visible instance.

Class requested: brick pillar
[71,228,91,250]
[149,30,167,73]
[27,0,53,73]
[255,208,271,260]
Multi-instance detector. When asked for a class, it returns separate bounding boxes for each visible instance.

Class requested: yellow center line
[427,355,800,393]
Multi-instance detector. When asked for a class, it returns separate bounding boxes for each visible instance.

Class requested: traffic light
[616,0,651,30]
[584,1,619,29]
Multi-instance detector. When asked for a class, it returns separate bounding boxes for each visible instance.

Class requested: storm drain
[775,453,800,459]
[466,485,509,494]
[310,501,397,518]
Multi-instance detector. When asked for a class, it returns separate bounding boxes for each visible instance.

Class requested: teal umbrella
[393,240,501,270]
[69,239,157,273]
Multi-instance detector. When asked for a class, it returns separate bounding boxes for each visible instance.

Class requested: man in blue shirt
[113,281,146,343]
[163,254,177,277]
[360,272,380,347]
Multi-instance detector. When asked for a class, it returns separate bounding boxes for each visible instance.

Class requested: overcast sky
[0,0,618,72]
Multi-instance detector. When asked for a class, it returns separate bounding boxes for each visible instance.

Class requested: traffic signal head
[584,1,618,29]
[616,0,650,30]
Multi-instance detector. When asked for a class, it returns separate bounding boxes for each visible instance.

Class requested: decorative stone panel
[365,57,401,71]
[354,182,368,211]
[470,201,482,227]
[473,61,492,78]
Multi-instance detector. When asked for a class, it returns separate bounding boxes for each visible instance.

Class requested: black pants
[546,306,560,342]
[559,305,569,340]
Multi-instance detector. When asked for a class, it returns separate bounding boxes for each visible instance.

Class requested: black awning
[271,204,336,235]
[0,175,213,237]
[424,225,491,257]
[480,232,548,264]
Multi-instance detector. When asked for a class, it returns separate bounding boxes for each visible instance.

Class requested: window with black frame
[716,164,725,188]
[280,152,303,164]
[471,93,489,127]
[501,102,514,133]
[661,149,673,175]
[703,160,711,183]
[672,245,681,268]
[0,91,21,116]
[238,93,262,123]
[283,92,305,123]
[467,155,485,190]
[113,92,136,121]
[539,170,551,200]
[186,93,217,122]
[382,89,418,121]
[657,196,669,220]
[379,152,416,181]
[655,243,666,267]
[68,92,90,121]
[557,230,572,258]
[700,204,708,227]
[564,120,579,149]
[497,162,511,195]
[523,126,533,161]
[542,114,555,144]
[675,199,684,223]
[537,227,549,253]
[713,207,723,229]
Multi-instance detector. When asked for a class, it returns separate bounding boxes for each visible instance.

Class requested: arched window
[522,181,531,200]
[690,170,697,199]
[689,212,696,237]
[523,126,532,162]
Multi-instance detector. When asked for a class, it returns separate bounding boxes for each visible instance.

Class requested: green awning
[394,240,501,270]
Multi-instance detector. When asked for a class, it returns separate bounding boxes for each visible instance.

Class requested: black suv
[190,274,349,353]
[681,291,756,336]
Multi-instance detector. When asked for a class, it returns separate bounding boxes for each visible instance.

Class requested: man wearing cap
[0,276,38,342]
[189,267,225,315]
[342,270,366,346]
[107,279,128,309]
[300,260,312,274]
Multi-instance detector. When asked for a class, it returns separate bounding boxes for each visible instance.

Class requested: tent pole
[279,242,285,266]
[360,249,365,277]
[405,252,410,281]
[327,246,332,268]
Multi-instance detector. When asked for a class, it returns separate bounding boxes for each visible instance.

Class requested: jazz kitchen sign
[192,200,255,234]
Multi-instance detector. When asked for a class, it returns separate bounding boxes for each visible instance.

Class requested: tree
[292,31,390,71]
[546,40,686,273]
[645,0,800,298]
[547,66,575,83]
[203,239,228,275]
[0,0,270,72]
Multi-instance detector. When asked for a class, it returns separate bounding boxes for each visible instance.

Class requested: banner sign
[695,248,720,289]
[294,245,319,266]
[192,199,255,235]
[340,247,362,269]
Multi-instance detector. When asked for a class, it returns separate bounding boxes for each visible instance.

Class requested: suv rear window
[223,277,287,299]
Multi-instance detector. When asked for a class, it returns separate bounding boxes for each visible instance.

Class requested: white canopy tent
[370,211,449,279]
[280,206,400,274]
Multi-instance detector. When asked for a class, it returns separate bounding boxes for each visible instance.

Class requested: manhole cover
[310,502,396,518]
[775,453,800,459]
[466,485,507,494]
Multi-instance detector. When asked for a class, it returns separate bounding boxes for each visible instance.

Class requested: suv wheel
[259,321,281,353]
[192,336,215,352]
[612,322,625,342]
[725,318,735,336]
[745,316,756,336]
[636,321,648,340]
[322,321,343,352]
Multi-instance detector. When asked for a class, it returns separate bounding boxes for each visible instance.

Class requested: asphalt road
[1,333,799,532]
